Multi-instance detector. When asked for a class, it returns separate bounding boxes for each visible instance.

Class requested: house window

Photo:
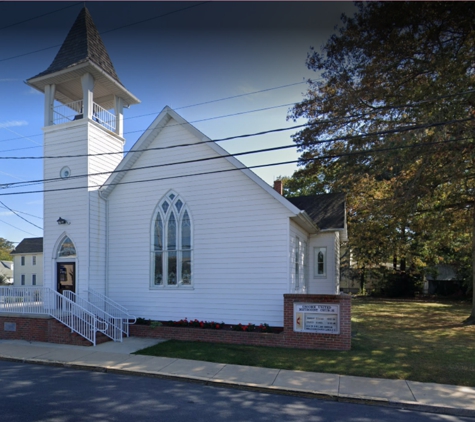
[32,256,36,265]
[314,247,327,277]
[21,274,25,285]
[21,256,25,266]
[32,274,36,286]
[152,192,192,287]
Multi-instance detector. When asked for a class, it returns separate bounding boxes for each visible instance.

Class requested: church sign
[293,303,340,334]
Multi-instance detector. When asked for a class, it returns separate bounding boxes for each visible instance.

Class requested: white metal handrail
[64,291,123,342]
[0,287,107,346]
[87,289,136,338]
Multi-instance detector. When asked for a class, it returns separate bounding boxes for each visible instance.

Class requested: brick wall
[131,294,352,351]
[0,294,351,350]
[0,314,108,346]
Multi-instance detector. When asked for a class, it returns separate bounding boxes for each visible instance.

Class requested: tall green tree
[0,238,14,261]
[289,2,475,322]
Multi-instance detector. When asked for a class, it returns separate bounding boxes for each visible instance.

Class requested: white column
[81,73,95,120]
[44,84,56,126]
[114,96,124,136]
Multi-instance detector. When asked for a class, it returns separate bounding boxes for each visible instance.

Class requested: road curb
[1,355,474,418]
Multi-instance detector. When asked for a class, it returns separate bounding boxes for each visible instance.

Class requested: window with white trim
[21,274,25,285]
[21,256,25,266]
[152,192,192,287]
[32,274,36,286]
[32,256,36,265]
[314,247,327,277]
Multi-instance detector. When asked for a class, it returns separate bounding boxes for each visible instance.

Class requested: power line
[0,134,472,198]
[0,83,305,146]
[0,2,210,63]
[0,115,471,164]
[0,204,42,220]
[0,218,40,236]
[0,2,82,31]
[0,201,42,230]
[1,116,472,192]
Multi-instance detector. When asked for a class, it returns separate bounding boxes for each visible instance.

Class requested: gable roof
[30,7,120,84]
[11,238,43,255]
[98,106,318,233]
[287,193,346,231]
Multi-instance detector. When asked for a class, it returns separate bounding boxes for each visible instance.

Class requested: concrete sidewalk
[0,337,474,418]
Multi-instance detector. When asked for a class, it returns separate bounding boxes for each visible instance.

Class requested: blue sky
[0,1,356,245]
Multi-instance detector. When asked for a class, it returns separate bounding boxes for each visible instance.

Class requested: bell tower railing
[53,100,116,133]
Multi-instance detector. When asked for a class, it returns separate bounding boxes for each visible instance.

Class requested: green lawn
[134,298,475,386]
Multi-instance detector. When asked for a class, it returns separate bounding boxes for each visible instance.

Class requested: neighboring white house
[25,7,347,326]
[10,238,43,287]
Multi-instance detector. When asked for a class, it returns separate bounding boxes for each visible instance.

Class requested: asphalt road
[0,360,473,422]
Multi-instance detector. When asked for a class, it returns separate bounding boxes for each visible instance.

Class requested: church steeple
[26,7,139,136]
[31,7,122,84]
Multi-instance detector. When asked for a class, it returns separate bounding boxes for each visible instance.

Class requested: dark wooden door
[57,262,75,294]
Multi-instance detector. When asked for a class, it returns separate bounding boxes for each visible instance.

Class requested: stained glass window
[153,192,192,287]
[154,214,163,250]
[58,237,76,258]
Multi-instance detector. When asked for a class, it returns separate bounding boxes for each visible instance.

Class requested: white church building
[25,7,347,328]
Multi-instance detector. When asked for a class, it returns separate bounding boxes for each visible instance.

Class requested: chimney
[273,180,283,195]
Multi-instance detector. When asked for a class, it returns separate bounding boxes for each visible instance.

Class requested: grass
[134,298,475,386]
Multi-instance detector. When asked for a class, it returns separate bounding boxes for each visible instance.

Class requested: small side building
[10,238,43,287]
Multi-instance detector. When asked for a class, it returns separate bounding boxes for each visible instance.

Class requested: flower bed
[135,317,283,334]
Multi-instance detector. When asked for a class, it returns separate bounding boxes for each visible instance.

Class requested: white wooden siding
[43,120,123,296]
[107,118,295,326]
[289,221,308,294]
[307,231,340,294]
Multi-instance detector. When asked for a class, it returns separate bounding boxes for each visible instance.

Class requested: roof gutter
[290,211,320,234]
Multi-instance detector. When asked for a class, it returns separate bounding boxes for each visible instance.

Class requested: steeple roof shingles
[31,7,122,85]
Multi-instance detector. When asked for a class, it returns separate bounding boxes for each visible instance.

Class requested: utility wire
[0,2,210,63]
[0,116,472,191]
[0,204,42,220]
[0,82,306,146]
[0,134,472,197]
[0,2,81,31]
[0,84,473,152]
[0,218,40,236]
[0,115,471,164]
[0,200,42,230]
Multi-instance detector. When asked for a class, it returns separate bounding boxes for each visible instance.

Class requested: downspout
[98,189,109,296]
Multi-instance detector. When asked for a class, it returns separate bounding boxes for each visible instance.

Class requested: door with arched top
[56,236,77,295]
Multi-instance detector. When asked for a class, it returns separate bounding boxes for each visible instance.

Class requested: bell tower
[26,7,140,295]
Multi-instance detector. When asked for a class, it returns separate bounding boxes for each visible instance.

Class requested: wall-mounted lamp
[57,217,69,225]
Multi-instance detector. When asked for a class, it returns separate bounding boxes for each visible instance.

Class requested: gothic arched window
[58,236,76,258]
[152,191,192,287]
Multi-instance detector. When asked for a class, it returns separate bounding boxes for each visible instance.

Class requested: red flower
[215,324,220,329]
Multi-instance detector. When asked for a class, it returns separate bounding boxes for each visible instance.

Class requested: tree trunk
[463,207,475,325]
